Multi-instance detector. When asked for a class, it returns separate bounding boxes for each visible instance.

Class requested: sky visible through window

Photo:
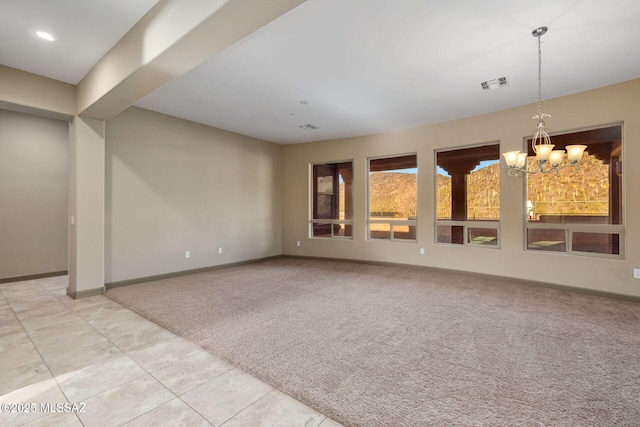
[358,160,498,178]
[369,168,417,175]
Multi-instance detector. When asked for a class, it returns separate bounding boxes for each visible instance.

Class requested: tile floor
[0,276,345,427]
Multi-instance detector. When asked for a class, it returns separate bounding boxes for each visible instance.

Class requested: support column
[68,117,105,298]
[438,159,480,244]
[450,173,468,243]
[341,167,353,236]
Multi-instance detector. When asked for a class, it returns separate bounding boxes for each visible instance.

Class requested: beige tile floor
[0,276,345,427]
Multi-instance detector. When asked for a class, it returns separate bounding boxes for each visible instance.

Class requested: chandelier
[503,26,587,176]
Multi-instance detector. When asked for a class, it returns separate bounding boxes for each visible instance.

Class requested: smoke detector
[481,77,508,90]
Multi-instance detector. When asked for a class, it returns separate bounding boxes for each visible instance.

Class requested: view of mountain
[364,154,610,220]
[438,154,609,219]
[369,172,417,218]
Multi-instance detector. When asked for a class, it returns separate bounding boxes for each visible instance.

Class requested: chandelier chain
[537,33,542,116]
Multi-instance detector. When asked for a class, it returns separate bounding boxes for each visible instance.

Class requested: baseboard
[282,255,640,303]
[67,287,104,299]
[0,270,68,284]
[104,255,283,290]
[102,253,640,303]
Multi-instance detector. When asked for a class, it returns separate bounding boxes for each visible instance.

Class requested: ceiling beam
[0,65,76,121]
[77,0,305,120]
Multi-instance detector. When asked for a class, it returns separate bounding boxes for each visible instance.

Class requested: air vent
[481,76,508,90]
[299,124,320,130]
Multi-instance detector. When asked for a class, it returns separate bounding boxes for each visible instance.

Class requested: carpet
[106,258,640,427]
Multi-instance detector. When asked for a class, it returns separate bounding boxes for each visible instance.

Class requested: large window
[436,144,500,246]
[526,125,623,257]
[311,161,353,238]
[368,154,417,241]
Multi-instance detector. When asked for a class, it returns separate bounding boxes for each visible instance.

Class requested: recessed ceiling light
[35,31,55,41]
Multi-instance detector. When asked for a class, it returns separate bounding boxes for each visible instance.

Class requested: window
[368,154,417,241]
[526,125,623,257]
[311,161,353,238]
[436,144,500,246]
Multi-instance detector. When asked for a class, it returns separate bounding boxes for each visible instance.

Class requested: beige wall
[282,79,640,297]
[2,62,638,298]
[105,107,283,283]
[0,109,69,279]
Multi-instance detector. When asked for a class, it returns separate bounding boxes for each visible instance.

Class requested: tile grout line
[36,279,87,427]
[3,280,84,427]
[103,291,331,426]
[4,278,342,427]
[64,298,173,418]
[4,280,203,426]
[27,286,172,425]
[147,354,234,395]
[6,280,147,426]
[106,287,340,427]
[62,294,217,426]
[211,384,276,427]
[31,280,85,427]
[88,293,270,426]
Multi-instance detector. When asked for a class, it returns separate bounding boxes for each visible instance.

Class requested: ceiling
[0,0,160,84]
[3,0,640,144]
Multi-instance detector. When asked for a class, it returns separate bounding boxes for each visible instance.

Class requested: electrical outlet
[218,247,223,254]
[633,268,640,279]
[296,241,301,247]
[419,248,425,255]
[185,251,190,259]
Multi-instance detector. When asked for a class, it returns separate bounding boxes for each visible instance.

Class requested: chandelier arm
[509,160,582,177]
[507,168,525,177]
[507,165,545,176]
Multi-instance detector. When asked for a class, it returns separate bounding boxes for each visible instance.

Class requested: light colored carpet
[107,258,640,427]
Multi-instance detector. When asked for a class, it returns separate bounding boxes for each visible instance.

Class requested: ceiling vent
[481,77,508,90]
[299,124,320,130]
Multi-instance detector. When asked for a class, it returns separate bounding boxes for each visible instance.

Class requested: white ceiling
[3,0,640,144]
[0,0,160,84]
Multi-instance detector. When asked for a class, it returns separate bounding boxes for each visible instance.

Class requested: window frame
[523,123,625,259]
[367,153,418,243]
[309,160,354,240]
[434,142,501,249]
[525,222,625,258]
